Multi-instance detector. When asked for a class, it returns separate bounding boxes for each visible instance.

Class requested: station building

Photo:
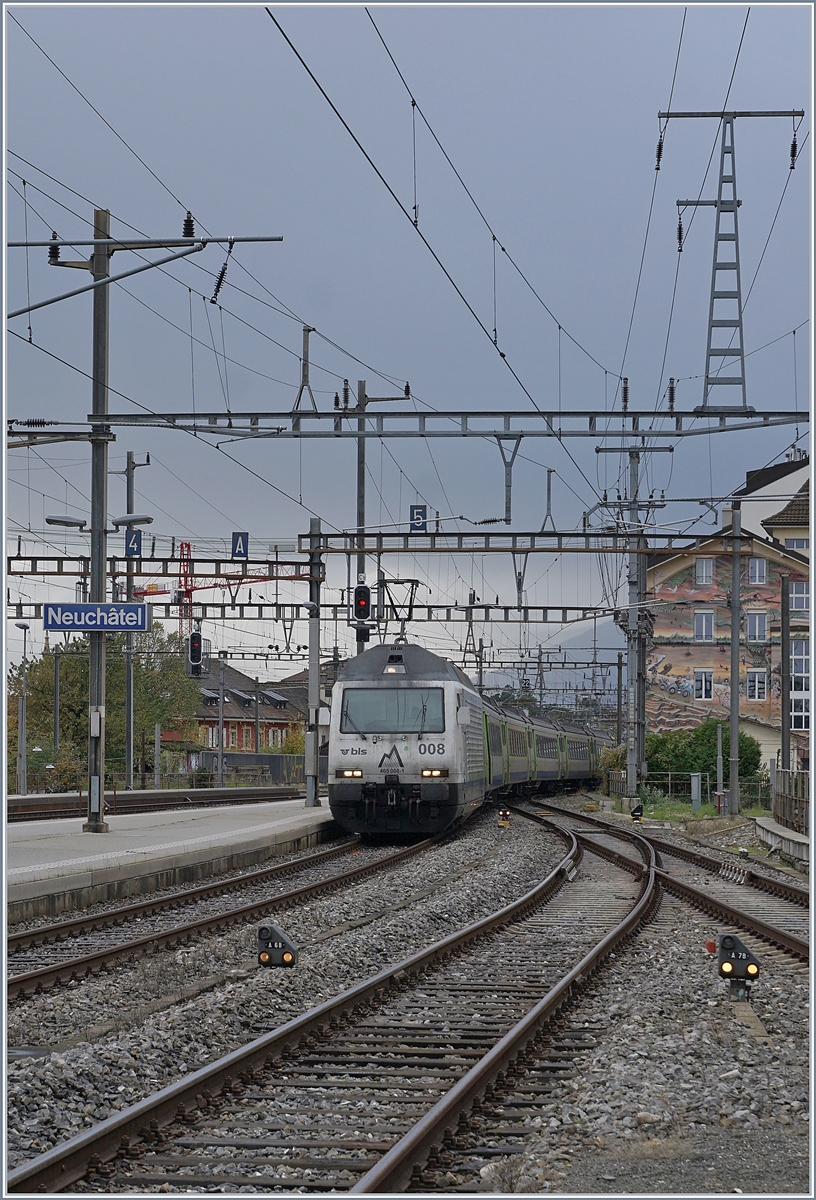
[645,454,809,770]
[192,663,291,751]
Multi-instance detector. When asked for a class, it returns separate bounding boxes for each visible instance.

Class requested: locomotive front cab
[327,644,482,833]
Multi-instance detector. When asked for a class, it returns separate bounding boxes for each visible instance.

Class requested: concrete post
[729,502,741,814]
[53,645,61,753]
[780,571,790,772]
[85,208,111,832]
[218,657,225,787]
[306,517,322,806]
[154,722,161,789]
[356,380,366,654]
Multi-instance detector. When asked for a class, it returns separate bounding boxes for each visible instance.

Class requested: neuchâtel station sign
[43,603,153,632]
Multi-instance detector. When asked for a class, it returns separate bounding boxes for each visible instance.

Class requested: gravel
[7,835,359,935]
[7,811,567,1170]
[551,792,808,890]
[472,891,809,1195]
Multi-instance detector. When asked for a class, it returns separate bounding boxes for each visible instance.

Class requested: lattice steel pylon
[697,116,748,412]
[664,108,805,415]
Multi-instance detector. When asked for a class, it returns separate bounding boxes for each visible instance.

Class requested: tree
[645,719,761,781]
[7,627,200,784]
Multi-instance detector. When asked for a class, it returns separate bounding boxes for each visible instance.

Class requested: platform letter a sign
[232,532,249,559]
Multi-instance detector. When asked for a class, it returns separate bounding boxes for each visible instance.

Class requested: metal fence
[639,772,712,802]
[10,753,324,795]
[607,769,771,810]
[773,769,810,836]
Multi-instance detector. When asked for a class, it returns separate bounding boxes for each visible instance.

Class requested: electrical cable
[364,6,618,379]
[8,328,341,529]
[265,1,608,525]
[9,13,189,212]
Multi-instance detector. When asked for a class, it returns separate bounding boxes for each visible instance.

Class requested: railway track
[7,835,443,1000]
[8,813,661,1193]
[535,802,809,961]
[8,804,806,1194]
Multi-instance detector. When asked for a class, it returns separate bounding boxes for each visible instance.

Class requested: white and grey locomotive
[327,642,610,834]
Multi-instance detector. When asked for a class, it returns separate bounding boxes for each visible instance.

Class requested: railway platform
[7,798,337,922]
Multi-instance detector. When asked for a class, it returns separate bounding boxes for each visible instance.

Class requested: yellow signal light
[721,961,733,974]
[283,951,294,963]
[259,951,270,963]
[746,963,759,976]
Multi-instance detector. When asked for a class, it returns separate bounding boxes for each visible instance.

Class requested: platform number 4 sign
[232,532,249,559]
[409,505,427,533]
[124,529,142,557]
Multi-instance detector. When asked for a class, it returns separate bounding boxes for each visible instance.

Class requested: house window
[791,697,810,730]
[243,724,252,749]
[746,612,767,642]
[746,670,766,701]
[748,557,766,585]
[790,581,809,611]
[207,725,218,748]
[694,611,714,641]
[694,670,713,700]
[268,727,278,748]
[785,538,809,550]
[695,558,713,585]
[791,640,809,691]
[229,724,237,748]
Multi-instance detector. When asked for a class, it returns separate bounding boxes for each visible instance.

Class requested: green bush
[645,719,761,781]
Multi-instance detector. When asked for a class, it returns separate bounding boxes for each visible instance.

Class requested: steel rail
[7,833,443,999]
[539,802,809,961]
[7,825,580,1193]
[643,834,809,907]
[8,838,359,953]
[350,817,658,1193]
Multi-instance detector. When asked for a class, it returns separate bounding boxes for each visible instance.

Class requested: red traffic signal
[189,630,203,666]
[354,585,371,622]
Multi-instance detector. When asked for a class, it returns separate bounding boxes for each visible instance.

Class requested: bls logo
[378,746,404,770]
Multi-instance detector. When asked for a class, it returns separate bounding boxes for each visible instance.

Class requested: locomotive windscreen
[340,687,445,734]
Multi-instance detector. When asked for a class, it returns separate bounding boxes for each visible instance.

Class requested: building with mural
[646,454,809,770]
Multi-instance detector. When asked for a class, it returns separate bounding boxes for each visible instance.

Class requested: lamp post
[14,622,29,796]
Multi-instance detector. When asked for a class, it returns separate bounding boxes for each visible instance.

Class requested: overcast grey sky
[4,3,812,682]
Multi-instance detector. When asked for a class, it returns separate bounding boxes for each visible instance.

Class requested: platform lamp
[14,622,29,797]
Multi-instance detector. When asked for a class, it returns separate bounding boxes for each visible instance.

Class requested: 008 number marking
[418,742,445,756]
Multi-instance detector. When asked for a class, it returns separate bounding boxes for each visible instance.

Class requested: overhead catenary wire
[7,328,340,529]
[265,7,605,509]
[363,5,618,380]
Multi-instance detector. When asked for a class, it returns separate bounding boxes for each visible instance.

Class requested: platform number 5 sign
[409,505,427,533]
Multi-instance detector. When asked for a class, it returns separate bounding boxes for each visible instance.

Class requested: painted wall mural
[646,550,808,737]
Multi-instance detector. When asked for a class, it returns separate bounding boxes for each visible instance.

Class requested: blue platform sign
[44,603,153,632]
[409,504,427,533]
[124,529,142,557]
[232,532,249,559]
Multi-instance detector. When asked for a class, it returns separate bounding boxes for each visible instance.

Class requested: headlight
[337,769,364,778]
[421,769,449,777]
